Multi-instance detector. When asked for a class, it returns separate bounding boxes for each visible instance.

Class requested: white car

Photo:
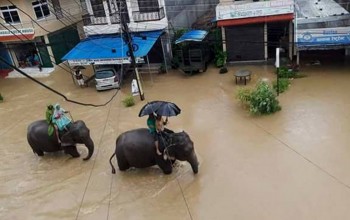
[95,68,120,91]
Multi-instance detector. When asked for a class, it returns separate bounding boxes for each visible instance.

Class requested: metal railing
[82,13,122,25]
[132,7,165,22]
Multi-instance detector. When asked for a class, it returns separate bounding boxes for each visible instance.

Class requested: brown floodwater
[1,63,350,220]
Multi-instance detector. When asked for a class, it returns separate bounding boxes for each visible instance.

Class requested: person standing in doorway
[74,70,85,87]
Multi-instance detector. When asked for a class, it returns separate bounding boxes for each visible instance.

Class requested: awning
[175,30,208,44]
[62,30,163,65]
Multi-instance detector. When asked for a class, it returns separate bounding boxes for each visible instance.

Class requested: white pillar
[264,22,268,60]
[9,47,18,67]
[44,35,56,65]
[221,27,226,52]
[289,21,293,60]
[103,0,111,25]
[297,50,300,65]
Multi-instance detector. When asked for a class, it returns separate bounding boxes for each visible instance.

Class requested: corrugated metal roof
[62,31,162,62]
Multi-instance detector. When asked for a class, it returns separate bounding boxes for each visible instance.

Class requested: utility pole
[119,1,145,100]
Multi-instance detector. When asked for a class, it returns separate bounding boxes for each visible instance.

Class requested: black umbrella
[138,101,181,117]
[156,102,181,117]
[138,101,166,117]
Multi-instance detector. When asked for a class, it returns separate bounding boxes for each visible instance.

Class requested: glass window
[32,0,50,20]
[0,5,21,24]
[138,0,159,13]
[95,70,115,79]
[91,0,106,17]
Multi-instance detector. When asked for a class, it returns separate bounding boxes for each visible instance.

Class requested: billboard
[297,27,350,47]
[216,0,294,21]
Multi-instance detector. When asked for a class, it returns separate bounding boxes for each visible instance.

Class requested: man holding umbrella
[141,101,180,156]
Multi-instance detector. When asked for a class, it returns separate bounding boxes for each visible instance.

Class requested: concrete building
[295,0,350,63]
[165,0,219,29]
[63,0,171,66]
[0,0,83,74]
[216,0,295,63]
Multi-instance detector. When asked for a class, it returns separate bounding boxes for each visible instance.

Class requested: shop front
[216,0,294,62]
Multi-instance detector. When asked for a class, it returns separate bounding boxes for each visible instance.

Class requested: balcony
[82,13,121,26]
[132,7,165,22]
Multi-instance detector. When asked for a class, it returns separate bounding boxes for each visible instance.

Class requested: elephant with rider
[109,128,199,174]
[27,119,94,160]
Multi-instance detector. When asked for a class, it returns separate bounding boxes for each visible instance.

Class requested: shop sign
[0,28,34,36]
[297,27,350,46]
[68,57,145,66]
[216,0,294,20]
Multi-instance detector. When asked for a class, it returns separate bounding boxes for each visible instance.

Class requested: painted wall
[166,0,219,29]
[0,0,82,37]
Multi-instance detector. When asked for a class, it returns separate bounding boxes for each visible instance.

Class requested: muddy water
[2,63,350,219]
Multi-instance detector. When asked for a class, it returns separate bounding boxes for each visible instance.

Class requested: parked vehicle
[95,67,120,91]
[94,65,131,91]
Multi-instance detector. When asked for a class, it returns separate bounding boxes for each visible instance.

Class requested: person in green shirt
[147,113,162,155]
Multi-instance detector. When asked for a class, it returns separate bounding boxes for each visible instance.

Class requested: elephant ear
[48,124,54,136]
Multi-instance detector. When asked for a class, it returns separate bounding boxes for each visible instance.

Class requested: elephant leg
[117,154,130,171]
[64,146,80,158]
[33,148,44,156]
[156,156,173,175]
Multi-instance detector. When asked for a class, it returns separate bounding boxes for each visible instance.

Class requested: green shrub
[215,50,227,68]
[237,88,251,106]
[0,93,3,102]
[273,78,290,93]
[237,81,281,115]
[122,95,135,107]
[278,66,296,78]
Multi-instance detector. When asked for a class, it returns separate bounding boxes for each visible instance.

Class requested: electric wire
[0,55,120,107]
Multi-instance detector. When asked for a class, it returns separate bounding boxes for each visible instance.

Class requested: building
[215,0,295,63]
[165,0,219,29]
[63,0,171,67]
[0,0,83,75]
[295,0,350,64]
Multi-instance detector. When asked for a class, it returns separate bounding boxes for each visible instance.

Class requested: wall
[0,0,82,37]
[165,0,219,29]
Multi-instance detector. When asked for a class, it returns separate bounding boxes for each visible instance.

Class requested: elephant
[109,128,199,175]
[27,120,94,160]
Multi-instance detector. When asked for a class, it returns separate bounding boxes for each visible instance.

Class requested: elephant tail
[109,152,116,174]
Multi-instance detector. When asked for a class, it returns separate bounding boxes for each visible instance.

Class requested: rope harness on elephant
[160,134,186,167]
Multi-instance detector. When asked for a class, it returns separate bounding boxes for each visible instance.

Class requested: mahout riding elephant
[109,128,199,174]
[27,120,94,160]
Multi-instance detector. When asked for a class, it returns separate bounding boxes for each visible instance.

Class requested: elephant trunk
[83,137,94,160]
[188,152,199,174]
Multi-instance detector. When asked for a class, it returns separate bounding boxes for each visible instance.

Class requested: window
[32,0,50,20]
[0,5,21,24]
[138,0,159,13]
[91,0,106,17]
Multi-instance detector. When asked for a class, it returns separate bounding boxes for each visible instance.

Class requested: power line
[0,55,120,107]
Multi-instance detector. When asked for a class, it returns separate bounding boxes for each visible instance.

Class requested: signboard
[0,28,35,41]
[0,28,34,36]
[216,0,294,21]
[296,27,350,47]
[68,57,145,66]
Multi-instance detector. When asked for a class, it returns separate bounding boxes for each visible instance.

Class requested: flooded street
[1,63,350,220]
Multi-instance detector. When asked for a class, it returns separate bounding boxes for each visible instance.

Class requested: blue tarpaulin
[62,30,163,65]
[175,30,208,44]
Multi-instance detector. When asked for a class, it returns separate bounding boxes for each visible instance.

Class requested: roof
[62,30,163,65]
[175,30,208,44]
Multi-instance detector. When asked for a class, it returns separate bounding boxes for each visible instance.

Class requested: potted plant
[159,63,167,74]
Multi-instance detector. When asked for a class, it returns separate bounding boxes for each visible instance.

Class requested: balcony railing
[82,13,121,25]
[132,7,165,22]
